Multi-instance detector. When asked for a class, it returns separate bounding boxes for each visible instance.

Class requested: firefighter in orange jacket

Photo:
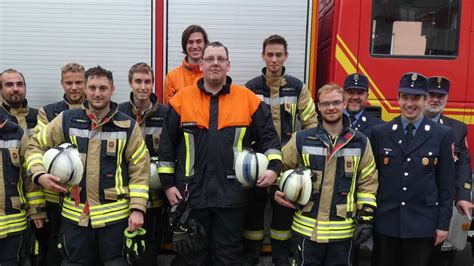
[26,66,150,266]
[158,42,282,265]
[164,24,209,105]
[0,111,46,265]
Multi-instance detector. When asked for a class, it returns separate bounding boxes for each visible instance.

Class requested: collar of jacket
[127,91,159,125]
[82,100,119,125]
[197,76,232,96]
[182,57,202,73]
[261,67,287,87]
[1,97,30,116]
[315,114,353,139]
[63,93,85,109]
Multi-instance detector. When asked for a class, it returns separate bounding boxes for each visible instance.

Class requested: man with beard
[0,69,38,137]
[0,69,45,265]
[119,62,168,266]
[343,73,383,138]
[243,34,317,266]
[371,73,455,266]
[158,42,282,265]
[164,25,209,105]
[26,66,150,266]
[424,76,472,266]
[33,63,86,266]
[274,83,378,265]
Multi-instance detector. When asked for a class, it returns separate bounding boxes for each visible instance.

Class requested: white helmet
[149,156,162,190]
[42,143,83,185]
[278,167,313,205]
[235,150,269,188]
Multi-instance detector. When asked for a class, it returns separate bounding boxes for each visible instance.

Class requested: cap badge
[411,73,417,81]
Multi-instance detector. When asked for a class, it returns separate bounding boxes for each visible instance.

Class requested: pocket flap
[419,148,439,157]
[425,196,438,207]
[10,196,24,210]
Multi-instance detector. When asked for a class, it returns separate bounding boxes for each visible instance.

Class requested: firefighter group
[0,24,472,266]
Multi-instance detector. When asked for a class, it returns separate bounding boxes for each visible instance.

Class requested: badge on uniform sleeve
[422,157,429,166]
[434,157,438,165]
[464,182,472,190]
[383,157,390,165]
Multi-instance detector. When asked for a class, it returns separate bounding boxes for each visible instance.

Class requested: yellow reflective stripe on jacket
[242,229,265,241]
[300,101,316,122]
[34,120,46,134]
[89,199,129,227]
[346,157,360,214]
[131,140,147,165]
[62,198,84,222]
[265,149,282,161]
[357,192,377,207]
[0,212,27,237]
[184,132,195,177]
[157,161,175,174]
[25,191,45,205]
[291,103,297,132]
[360,157,376,180]
[234,127,246,153]
[37,125,49,148]
[302,154,310,167]
[293,211,355,241]
[270,229,292,241]
[26,153,43,171]
[69,135,78,147]
[115,139,127,196]
[44,189,61,204]
[129,184,149,199]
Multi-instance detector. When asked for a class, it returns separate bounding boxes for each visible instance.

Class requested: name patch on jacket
[182,122,197,127]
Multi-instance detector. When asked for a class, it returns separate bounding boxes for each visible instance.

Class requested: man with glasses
[371,73,455,266]
[424,76,472,266]
[158,41,282,265]
[243,34,317,266]
[164,25,209,105]
[274,83,378,265]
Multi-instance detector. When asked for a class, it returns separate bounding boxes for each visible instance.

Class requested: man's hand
[256,170,277,188]
[456,200,473,219]
[165,186,183,206]
[33,218,45,229]
[434,229,448,246]
[38,174,67,193]
[128,211,144,232]
[274,190,296,209]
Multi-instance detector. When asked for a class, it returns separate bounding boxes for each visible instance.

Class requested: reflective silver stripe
[302,146,326,156]
[157,161,175,168]
[184,132,195,177]
[69,128,127,140]
[143,127,162,135]
[256,94,298,105]
[264,148,281,157]
[91,210,129,223]
[336,148,361,157]
[0,140,19,148]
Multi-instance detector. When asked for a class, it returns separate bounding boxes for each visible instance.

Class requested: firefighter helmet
[149,156,162,189]
[42,143,83,185]
[278,167,313,205]
[235,150,268,188]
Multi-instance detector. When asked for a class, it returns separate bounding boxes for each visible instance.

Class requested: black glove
[172,218,206,254]
[352,223,372,246]
[123,228,147,264]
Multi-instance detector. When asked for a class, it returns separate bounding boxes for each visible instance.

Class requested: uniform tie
[406,123,414,146]
[350,115,357,125]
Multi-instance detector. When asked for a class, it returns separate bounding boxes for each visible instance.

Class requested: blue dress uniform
[343,73,383,139]
[426,77,472,266]
[370,73,455,266]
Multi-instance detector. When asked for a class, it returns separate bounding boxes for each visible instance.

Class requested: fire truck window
[371,0,460,57]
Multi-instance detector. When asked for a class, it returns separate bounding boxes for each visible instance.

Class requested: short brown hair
[128,62,154,84]
[85,66,113,85]
[262,34,288,54]
[317,83,343,101]
[61,63,85,81]
[203,41,229,59]
[0,69,26,90]
[181,25,209,55]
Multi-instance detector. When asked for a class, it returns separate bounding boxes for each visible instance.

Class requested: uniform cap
[344,73,369,91]
[398,72,428,95]
[428,76,450,95]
